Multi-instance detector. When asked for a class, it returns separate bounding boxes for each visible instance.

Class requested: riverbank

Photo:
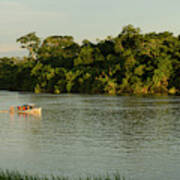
[1,88,180,97]
[0,170,126,180]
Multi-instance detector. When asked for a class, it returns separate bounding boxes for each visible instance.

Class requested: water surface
[0,91,180,180]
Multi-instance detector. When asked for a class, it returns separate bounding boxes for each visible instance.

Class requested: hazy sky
[0,0,180,57]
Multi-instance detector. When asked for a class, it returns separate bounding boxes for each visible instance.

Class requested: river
[0,91,180,180]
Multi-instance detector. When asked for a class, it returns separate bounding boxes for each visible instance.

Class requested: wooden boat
[9,105,42,116]
[17,107,42,116]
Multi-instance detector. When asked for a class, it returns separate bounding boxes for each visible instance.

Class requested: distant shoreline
[0,25,179,95]
[0,89,179,97]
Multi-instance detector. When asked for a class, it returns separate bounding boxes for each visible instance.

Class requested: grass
[0,170,127,180]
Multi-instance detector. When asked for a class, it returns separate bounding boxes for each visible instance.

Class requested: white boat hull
[17,108,42,116]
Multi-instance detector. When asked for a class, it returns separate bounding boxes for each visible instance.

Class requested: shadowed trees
[0,25,180,95]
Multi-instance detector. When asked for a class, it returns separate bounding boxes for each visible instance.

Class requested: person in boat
[9,104,34,113]
[17,104,34,111]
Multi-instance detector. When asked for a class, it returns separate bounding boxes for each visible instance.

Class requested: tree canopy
[0,25,180,95]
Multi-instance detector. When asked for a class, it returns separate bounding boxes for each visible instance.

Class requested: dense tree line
[0,25,180,95]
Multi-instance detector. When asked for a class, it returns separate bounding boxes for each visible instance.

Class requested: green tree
[17,32,41,60]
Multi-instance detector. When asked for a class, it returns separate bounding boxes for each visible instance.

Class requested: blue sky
[0,0,180,57]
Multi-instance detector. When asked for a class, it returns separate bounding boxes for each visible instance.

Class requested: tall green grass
[0,169,127,180]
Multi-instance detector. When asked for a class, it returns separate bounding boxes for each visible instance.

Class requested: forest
[0,25,180,95]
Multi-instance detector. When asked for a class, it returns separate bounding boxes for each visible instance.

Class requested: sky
[0,0,180,57]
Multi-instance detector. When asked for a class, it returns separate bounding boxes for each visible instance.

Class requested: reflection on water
[0,91,180,180]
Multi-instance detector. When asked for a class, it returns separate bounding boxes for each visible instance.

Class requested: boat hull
[17,108,42,116]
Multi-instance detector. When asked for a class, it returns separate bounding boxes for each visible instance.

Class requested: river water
[0,91,180,180]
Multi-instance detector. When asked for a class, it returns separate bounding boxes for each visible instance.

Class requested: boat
[9,104,42,116]
[17,107,42,116]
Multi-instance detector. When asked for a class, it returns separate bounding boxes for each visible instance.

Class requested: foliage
[0,25,180,95]
[0,169,126,180]
[16,32,41,60]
